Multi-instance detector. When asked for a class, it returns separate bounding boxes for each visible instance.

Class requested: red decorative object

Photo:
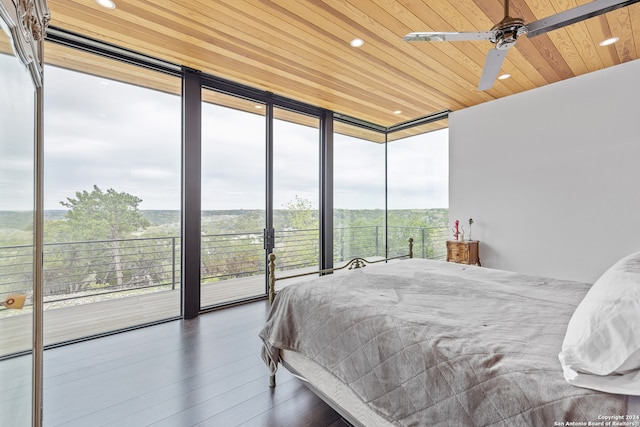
[452,220,460,240]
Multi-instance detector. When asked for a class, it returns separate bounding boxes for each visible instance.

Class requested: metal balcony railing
[0,225,448,311]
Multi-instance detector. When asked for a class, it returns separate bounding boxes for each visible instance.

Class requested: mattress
[260,258,633,426]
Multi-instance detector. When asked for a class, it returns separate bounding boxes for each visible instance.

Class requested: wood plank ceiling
[46,0,640,132]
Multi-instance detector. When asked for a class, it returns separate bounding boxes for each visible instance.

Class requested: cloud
[41,63,449,212]
[44,65,182,210]
[130,168,177,179]
[0,53,36,210]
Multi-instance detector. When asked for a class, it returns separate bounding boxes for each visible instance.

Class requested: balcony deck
[1,274,271,357]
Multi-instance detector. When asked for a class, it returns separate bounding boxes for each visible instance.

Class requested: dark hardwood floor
[37,300,349,426]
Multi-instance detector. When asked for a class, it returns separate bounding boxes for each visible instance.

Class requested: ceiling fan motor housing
[490,16,528,50]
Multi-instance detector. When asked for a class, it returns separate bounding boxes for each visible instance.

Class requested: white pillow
[559,251,640,394]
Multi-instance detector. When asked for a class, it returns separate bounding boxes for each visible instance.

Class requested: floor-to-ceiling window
[42,43,182,344]
[0,24,37,424]
[200,90,266,308]
[272,109,320,275]
[11,36,449,348]
[387,125,449,259]
[333,125,386,262]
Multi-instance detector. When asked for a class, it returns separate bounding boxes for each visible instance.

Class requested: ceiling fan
[403,0,640,90]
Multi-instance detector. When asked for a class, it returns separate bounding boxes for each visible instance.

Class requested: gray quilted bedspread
[259,259,629,426]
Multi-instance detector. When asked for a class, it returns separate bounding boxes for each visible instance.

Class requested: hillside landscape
[0,208,448,245]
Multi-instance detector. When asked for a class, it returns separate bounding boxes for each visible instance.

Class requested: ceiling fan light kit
[403,0,640,90]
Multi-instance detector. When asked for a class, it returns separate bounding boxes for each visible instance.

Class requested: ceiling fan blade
[526,0,640,38]
[478,49,507,90]
[403,31,495,42]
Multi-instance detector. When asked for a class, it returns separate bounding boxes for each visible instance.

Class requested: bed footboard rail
[268,237,413,305]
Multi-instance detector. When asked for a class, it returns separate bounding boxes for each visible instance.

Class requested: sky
[11,61,448,211]
[0,51,36,211]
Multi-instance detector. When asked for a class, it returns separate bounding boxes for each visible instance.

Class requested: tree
[283,195,317,230]
[61,185,149,240]
[60,185,150,287]
[277,196,319,268]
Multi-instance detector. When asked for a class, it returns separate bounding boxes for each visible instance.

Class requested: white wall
[449,59,640,283]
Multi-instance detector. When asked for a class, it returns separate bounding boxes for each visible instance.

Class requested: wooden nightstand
[446,240,481,266]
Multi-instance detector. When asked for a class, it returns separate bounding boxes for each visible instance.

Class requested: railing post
[375,225,379,257]
[422,228,426,259]
[172,237,176,290]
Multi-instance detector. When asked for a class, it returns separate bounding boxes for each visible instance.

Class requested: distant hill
[0,210,180,230]
[0,211,33,230]
[0,210,69,230]
[142,210,181,225]
[1,208,448,236]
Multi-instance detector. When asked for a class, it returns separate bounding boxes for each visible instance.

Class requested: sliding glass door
[42,44,182,343]
[272,109,320,277]
[200,90,266,309]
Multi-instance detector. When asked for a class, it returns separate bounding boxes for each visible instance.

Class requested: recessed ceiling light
[599,37,619,47]
[350,38,364,48]
[393,110,402,115]
[255,105,263,109]
[498,73,511,80]
[96,0,116,9]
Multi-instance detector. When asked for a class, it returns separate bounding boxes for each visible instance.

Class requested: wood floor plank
[239,384,348,427]
[147,373,305,426]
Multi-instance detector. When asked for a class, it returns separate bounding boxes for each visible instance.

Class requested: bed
[259,246,640,426]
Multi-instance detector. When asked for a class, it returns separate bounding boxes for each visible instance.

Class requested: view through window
[387,127,449,259]
[42,45,182,345]
[334,129,386,262]
[8,40,449,349]
[200,90,266,308]
[0,27,37,424]
[272,109,320,277]
[333,125,449,261]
